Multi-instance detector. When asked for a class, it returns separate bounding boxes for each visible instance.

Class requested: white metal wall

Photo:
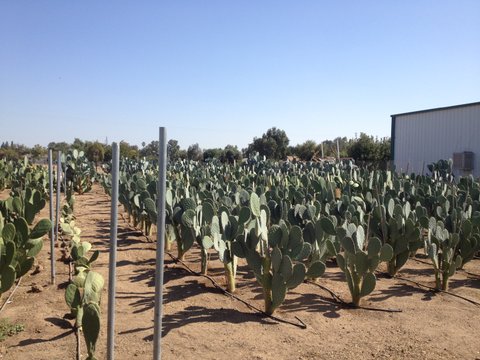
[393,103,480,178]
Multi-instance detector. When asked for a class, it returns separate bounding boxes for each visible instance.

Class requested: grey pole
[336,139,340,161]
[107,143,120,360]
[48,149,55,285]
[320,143,324,159]
[55,151,61,251]
[153,127,167,360]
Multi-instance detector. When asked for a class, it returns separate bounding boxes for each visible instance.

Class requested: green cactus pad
[306,261,326,278]
[280,255,293,280]
[367,237,382,257]
[250,192,261,217]
[268,225,282,248]
[271,247,282,273]
[320,217,336,236]
[2,223,16,242]
[83,303,101,359]
[65,283,81,309]
[360,272,376,297]
[340,236,356,254]
[181,209,196,228]
[17,257,34,277]
[26,238,43,257]
[286,263,306,289]
[354,251,369,275]
[379,244,394,262]
[0,265,16,293]
[271,273,287,310]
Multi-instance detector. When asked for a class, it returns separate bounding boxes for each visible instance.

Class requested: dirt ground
[1,184,480,360]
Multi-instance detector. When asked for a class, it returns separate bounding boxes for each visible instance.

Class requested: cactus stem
[434,271,441,290]
[441,272,449,291]
[200,249,208,275]
[224,262,235,292]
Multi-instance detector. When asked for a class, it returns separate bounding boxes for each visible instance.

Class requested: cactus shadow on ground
[155,305,275,339]
[13,329,74,347]
[448,277,480,290]
[277,292,342,319]
[368,282,434,303]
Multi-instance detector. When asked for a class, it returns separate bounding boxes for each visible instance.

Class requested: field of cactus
[1,155,480,359]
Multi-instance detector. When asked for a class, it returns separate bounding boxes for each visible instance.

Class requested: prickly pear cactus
[0,213,51,298]
[370,200,421,276]
[232,193,316,314]
[425,218,462,290]
[334,223,393,306]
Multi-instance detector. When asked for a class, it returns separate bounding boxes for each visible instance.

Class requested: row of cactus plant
[60,186,102,360]
[99,157,480,312]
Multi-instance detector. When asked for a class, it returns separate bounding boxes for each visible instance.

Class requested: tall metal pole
[320,142,324,159]
[55,151,61,253]
[153,127,167,360]
[48,149,55,285]
[107,143,120,360]
[336,139,340,161]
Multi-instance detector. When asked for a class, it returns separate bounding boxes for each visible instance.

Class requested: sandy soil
[1,184,480,360]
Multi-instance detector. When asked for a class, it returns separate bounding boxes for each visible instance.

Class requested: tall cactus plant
[332,223,393,306]
[232,193,322,314]
[425,218,462,290]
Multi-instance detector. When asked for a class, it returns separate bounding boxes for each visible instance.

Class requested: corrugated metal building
[391,102,480,178]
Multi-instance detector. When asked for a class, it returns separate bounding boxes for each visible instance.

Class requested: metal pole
[320,142,324,159]
[48,149,55,285]
[55,151,61,267]
[107,142,120,360]
[336,139,340,161]
[153,127,167,360]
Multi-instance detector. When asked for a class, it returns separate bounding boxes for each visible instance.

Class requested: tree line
[0,128,390,165]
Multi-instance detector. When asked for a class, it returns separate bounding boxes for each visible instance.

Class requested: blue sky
[1,1,479,150]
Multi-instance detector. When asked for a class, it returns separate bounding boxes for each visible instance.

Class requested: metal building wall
[392,103,480,178]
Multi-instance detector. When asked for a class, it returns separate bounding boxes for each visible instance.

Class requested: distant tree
[247,127,289,160]
[104,145,112,162]
[140,141,159,160]
[0,148,19,160]
[221,145,242,163]
[31,144,47,161]
[347,133,391,163]
[48,141,70,155]
[167,140,181,162]
[293,140,317,161]
[119,141,139,159]
[86,142,105,168]
[72,138,86,151]
[187,143,203,161]
[377,137,391,162]
[203,148,223,161]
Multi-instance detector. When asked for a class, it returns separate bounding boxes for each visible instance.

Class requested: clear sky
[1,1,479,150]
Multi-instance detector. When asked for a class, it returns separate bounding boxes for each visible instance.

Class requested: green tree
[140,141,159,160]
[293,140,317,161]
[72,138,86,151]
[167,140,181,162]
[86,142,105,168]
[119,141,139,159]
[203,148,223,161]
[247,127,289,160]
[30,144,47,161]
[347,133,391,163]
[187,143,203,161]
[48,141,70,155]
[221,145,242,163]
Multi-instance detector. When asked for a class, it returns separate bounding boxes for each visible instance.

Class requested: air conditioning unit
[453,151,474,171]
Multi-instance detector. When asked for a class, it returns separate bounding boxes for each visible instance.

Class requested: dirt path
[2,184,480,359]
